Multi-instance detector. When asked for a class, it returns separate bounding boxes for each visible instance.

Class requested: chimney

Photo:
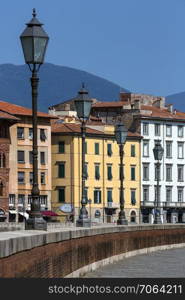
[167,104,173,113]
[133,99,141,109]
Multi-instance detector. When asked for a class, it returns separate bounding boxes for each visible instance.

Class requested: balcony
[141,201,185,208]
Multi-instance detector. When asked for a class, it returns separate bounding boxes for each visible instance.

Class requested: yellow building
[51,121,141,224]
[0,101,53,222]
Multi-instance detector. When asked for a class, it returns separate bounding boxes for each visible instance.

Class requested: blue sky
[1,0,185,96]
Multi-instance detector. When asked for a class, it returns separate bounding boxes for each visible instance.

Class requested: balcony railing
[141,201,185,208]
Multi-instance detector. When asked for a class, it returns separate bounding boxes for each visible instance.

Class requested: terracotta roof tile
[0,110,19,121]
[0,101,56,118]
[140,105,185,120]
[92,101,129,108]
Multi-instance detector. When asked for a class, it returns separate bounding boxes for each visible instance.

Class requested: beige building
[0,101,53,222]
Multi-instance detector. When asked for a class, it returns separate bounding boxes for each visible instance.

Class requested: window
[18,172,25,184]
[0,181,3,196]
[58,188,65,203]
[17,151,25,163]
[143,123,149,135]
[143,163,149,181]
[143,186,149,202]
[84,163,88,179]
[107,144,112,156]
[130,211,136,223]
[178,126,184,138]
[94,189,101,204]
[40,129,47,141]
[178,142,184,159]
[95,143,99,155]
[155,124,160,136]
[40,195,47,205]
[58,141,65,153]
[166,164,172,181]
[58,163,65,178]
[131,166,136,181]
[166,125,172,137]
[178,165,184,182]
[29,151,33,164]
[18,194,25,205]
[143,140,149,157]
[17,127,24,139]
[155,163,161,181]
[107,164,112,180]
[166,186,172,202]
[131,145,135,157]
[85,142,87,154]
[29,128,33,139]
[40,152,46,165]
[41,172,45,184]
[0,126,7,138]
[131,189,136,205]
[107,189,113,203]
[95,164,100,180]
[178,188,184,202]
[166,141,172,158]
[29,172,33,184]
[0,153,5,168]
[9,194,15,205]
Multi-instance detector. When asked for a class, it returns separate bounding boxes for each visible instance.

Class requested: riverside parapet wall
[0,224,185,277]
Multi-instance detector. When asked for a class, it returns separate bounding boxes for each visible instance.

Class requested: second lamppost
[153,141,164,224]
[74,84,93,227]
[20,9,49,230]
[115,124,128,225]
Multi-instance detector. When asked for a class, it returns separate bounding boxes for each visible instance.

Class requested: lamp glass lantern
[153,142,164,161]
[115,124,128,145]
[74,86,93,120]
[20,10,49,65]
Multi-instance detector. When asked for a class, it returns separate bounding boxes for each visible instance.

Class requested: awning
[19,212,29,219]
[41,210,58,216]
[9,210,17,214]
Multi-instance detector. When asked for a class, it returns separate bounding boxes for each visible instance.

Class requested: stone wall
[0,225,185,278]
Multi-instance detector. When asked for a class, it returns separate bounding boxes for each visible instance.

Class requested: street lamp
[115,124,128,225]
[74,84,93,227]
[20,9,49,230]
[153,141,164,224]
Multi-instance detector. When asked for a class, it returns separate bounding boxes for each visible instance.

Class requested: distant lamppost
[20,9,49,230]
[74,84,93,227]
[153,141,164,224]
[115,124,128,225]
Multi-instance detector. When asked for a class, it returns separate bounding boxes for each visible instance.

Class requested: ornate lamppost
[153,141,164,224]
[20,9,49,230]
[74,84,93,227]
[115,124,128,225]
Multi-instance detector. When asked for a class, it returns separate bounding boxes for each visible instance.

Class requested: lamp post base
[76,218,91,227]
[117,218,128,225]
[25,216,47,231]
[153,215,162,224]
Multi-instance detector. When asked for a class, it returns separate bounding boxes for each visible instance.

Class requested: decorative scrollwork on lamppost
[115,123,128,225]
[153,141,164,224]
[74,84,93,227]
[20,9,49,230]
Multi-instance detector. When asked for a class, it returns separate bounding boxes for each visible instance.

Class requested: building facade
[51,121,141,224]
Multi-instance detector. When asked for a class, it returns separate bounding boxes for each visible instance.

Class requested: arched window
[0,153,5,168]
[130,211,136,223]
[0,181,4,196]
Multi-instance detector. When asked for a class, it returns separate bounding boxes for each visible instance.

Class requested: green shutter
[131,167,135,180]
[59,141,65,153]
[59,188,65,203]
[131,145,135,157]
[85,142,87,154]
[95,143,99,155]
[107,190,112,202]
[58,163,65,178]
[107,144,112,156]
[108,166,112,180]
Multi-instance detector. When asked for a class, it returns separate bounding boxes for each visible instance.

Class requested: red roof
[0,110,19,120]
[140,105,185,120]
[92,101,129,108]
[0,101,56,119]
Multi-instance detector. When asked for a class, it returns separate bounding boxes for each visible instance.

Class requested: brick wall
[0,227,185,277]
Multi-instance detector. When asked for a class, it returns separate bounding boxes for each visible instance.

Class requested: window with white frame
[166,125,172,137]
[178,125,184,138]
[178,188,184,202]
[143,140,149,157]
[166,141,172,158]
[177,165,184,182]
[166,164,172,181]
[154,124,160,136]
[143,123,149,135]
[178,142,184,159]
[143,163,149,181]
[94,189,101,204]
[143,186,149,202]
[166,186,172,202]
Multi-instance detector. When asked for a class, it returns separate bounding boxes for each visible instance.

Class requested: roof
[92,101,129,108]
[140,105,185,121]
[0,101,56,119]
[51,121,141,138]
[0,111,19,121]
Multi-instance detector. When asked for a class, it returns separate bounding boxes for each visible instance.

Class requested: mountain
[166,92,185,112]
[0,63,129,112]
